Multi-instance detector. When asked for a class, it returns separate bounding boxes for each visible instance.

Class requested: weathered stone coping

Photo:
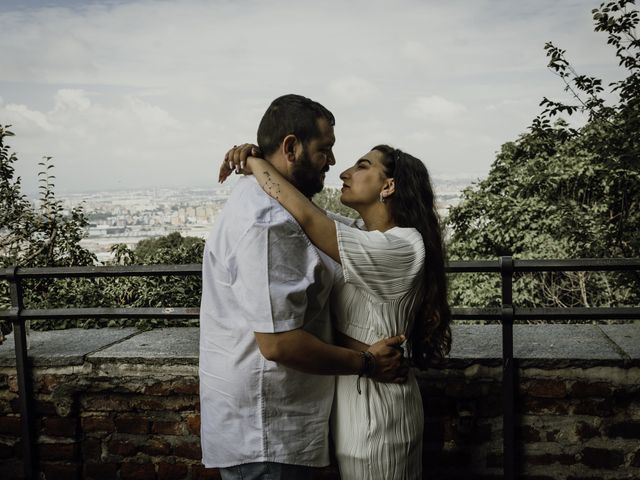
[0,324,638,368]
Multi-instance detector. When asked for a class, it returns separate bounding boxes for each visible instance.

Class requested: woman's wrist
[247,156,266,172]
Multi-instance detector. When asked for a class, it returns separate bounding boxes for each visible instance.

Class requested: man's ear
[282,135,298,164]
[381,178,396,198]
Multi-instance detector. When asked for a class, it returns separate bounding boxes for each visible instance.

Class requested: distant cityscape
[55,178,475,262]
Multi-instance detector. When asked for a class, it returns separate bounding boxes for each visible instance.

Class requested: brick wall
[0,326,638,480]
[419,363,640,479]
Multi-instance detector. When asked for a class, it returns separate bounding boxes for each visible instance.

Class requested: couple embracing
[199,94,451,480]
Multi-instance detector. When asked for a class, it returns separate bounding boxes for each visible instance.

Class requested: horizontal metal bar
[0,259,638,281]
[446,258,640,274]
[0,264,202,279]
[0,308,20,320]
[0,307,200,320]
[513,258,640,272]
[513,307,640,320]
[450,307,640,321]
[0,307,502,321]
[2,306,637,322]
[451,307,502,320]
[447,261,500,273]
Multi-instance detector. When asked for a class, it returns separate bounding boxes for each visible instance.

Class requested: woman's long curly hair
[373,145,452,368]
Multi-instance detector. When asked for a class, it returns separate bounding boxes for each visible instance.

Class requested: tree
[0,127,96,270]
[1,126,98,337]
[445,0,639,310]
[134,232,204,264]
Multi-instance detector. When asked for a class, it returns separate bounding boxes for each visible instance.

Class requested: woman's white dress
[330,218,426,480]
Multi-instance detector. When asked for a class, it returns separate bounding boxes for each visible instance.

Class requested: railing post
[7,267,37,480]
[500,256,515,480]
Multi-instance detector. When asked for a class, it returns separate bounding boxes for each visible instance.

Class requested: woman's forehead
[360,149,385,164]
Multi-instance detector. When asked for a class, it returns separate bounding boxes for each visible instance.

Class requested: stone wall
[0,325,638,480]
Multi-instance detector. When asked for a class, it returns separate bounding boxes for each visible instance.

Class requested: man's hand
[367,335,409,383]
[219,143,262,183]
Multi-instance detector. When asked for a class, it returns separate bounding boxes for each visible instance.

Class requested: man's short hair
[257,94,335,157]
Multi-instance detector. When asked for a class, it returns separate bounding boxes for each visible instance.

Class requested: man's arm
[255,329,407,382]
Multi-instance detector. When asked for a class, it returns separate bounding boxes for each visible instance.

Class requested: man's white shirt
[199,176,337,468]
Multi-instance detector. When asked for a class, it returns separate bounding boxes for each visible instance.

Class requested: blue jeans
[219,462,313,480]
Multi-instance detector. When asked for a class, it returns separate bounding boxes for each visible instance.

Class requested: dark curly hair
[372,144,452,368]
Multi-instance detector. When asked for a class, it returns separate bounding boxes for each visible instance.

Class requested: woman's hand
[219,143,262,183]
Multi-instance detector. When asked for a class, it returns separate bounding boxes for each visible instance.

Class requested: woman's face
[339,149,389,208]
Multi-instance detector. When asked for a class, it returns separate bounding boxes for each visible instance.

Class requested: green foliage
[134,232,204,264]
[0,126,204,332]
[102,233,204,329]
[26,233,205,331]
[0,127,96,271]
[313,187,360,219]
[446,0,640,311]
[1,126,97,335]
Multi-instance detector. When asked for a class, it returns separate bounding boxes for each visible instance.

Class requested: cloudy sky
[0,0,625,193]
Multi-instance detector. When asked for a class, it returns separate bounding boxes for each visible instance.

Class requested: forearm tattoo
[263,171,281,200]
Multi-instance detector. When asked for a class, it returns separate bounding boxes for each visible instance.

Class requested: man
[199,94,405,479]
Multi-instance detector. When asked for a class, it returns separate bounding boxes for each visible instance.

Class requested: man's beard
[291,148,325,198]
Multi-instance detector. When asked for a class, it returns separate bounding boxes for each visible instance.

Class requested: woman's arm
[239,154,341,263]
[225,149,340,263]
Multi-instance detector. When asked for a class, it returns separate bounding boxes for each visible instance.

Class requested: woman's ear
[382,178,396,198]
[282,135,298,163]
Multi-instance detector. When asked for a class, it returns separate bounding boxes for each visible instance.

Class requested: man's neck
[265,154,294,183]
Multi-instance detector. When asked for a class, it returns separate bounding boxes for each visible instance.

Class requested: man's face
[291,117,335,198]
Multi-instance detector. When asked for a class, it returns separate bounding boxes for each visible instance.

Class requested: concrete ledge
[449,324,640,367]
[0,327,138,366]
[0,324,638,368]
[88,327,199,365]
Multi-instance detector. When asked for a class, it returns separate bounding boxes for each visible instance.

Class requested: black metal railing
[1,258,640,480]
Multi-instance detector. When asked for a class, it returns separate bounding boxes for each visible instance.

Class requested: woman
[223,144,451,479]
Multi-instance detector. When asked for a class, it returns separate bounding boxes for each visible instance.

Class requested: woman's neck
[357,204,396,232]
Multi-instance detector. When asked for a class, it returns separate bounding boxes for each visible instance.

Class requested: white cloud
[54,89,91,112]
[4,103,56,132]
[328,75,379,105]
[0,0,624,192]
[0,88,193,190]
[405,96,466,122]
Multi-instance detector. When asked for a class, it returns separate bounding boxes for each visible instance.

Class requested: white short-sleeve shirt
[199,177,337,468]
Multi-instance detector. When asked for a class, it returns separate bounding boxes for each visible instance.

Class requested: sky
[0,0,626,194]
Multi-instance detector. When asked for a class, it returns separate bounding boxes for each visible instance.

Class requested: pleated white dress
[330,219,426,480]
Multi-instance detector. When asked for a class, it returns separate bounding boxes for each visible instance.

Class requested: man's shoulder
[226,177,298,227]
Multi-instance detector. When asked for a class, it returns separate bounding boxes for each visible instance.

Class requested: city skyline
[53,178,470,261]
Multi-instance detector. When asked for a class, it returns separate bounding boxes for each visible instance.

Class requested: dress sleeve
[334,221,425,299]
[325,210,365,229]
[231,217,319,333]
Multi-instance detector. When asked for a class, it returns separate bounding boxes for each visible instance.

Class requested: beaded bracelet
[357,351,376,394]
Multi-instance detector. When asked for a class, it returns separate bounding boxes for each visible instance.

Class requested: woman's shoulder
[387,226,426,257]
[386,225,423,242]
